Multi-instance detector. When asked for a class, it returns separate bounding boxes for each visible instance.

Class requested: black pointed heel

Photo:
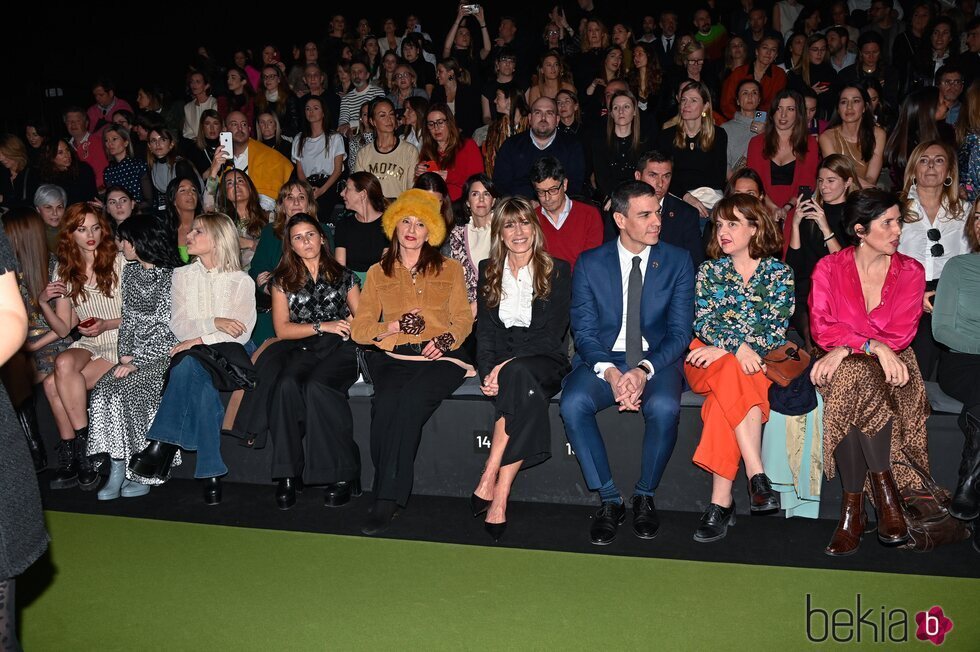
[471,493,491,517]
[484,521,507,542]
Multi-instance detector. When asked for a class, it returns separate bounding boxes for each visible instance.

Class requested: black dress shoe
[484,520,507,542]
[748,473,780,514]
[203,477,222,505]
[276,477,303,510]
[324,479,360,507]
[362,499,400,536]
[129,441,179,480]
[470,493,491,517]
[590,501,626,545]
[630,494,660,539]
[693,501,736,543]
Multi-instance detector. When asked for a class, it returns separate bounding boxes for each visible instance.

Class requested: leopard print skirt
[818,348,931,492]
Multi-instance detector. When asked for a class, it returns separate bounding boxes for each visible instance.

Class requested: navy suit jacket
[570,239,695,374]
[659,193,705,268]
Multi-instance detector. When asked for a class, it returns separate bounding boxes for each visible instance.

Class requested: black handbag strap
[763,345,808,364]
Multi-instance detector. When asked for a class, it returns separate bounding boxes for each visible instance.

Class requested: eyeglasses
[686,58,705,65]
[927,228,945,257]
[534,185,563,197]
[940,79,965,86]
[426,118,448,128]
[546,30,560,36]
[263,73,279,80]
[394,73,410,79]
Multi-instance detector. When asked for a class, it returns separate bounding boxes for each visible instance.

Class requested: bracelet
[862,339,875,356]
[479,24,486,28]
[823,233,836,243]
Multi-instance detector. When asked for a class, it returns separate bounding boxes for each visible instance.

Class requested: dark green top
[933,253,980,354]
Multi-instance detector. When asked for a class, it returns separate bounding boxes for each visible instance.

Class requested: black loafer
[203,477,222,505]
[590,501,626,545]
[630,494,660,539]
[362,499,400,536]
[324,479,361,507]
[276,477,303,510]
[693,501,736,543]
[748,473,780,514]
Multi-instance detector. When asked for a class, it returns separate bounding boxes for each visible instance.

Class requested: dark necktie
[626,256,643,367]
[666,37,673,52]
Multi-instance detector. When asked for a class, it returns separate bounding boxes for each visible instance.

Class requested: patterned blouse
[694,256,795,355]
[958,132,980,203]
[285,268,360,324]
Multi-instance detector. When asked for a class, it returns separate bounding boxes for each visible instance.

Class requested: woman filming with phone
[785,154,859,348]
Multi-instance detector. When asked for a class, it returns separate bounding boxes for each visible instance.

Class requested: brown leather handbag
[893,460,973,552]
[763,342,811,387]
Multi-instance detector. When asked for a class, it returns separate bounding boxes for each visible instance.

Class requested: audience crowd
[4,5,980,603]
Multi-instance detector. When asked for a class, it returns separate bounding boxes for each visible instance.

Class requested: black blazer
[475,258,572,381]
[660,193,706,268]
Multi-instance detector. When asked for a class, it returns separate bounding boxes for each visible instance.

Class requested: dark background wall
[0,1,708,134]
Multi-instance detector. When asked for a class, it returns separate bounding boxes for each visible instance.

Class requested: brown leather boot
[825,491,866,556]
[869,469,910,545]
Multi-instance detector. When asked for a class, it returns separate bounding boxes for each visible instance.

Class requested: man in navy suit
[634,150,706,267]
[559,180,695,545]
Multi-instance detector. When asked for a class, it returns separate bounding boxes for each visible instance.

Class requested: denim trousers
[145,356,227,478]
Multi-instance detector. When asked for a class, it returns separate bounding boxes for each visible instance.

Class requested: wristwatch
[313,322,323,336]
[636,360,654,378]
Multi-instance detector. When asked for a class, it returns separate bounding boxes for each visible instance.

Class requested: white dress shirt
[898,192,971,282]
[541,197,574,231]
[594,240,654,381]
[498,257,535,328]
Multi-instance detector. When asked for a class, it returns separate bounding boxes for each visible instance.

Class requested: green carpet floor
[19,511,980,650]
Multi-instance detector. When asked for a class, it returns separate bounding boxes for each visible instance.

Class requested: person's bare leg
[43,371,75,440]
[473,417,508,501]
[710,474,734,507]
[54,353,112,430]
[486,459,522,524]
[734,405,765,477]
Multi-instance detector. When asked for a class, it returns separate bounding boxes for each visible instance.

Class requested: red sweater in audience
[536,200,603,270]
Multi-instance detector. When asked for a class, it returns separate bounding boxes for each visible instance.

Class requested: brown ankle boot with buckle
[868,469,910,545]
[825,491,866,556]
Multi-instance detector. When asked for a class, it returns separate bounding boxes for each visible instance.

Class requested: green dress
[248,223,282,345]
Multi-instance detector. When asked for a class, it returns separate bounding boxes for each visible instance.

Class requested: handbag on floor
[763,342,811,387]
[893,460,972,552]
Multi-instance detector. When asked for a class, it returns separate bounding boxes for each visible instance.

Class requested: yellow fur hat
[381,188,447,246]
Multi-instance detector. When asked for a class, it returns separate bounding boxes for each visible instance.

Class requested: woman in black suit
[471,197,571,541]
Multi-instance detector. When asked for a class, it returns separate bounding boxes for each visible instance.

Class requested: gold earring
[701,112,707,118]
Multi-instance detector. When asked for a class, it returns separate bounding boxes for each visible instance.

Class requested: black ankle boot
[75,430,99,491]
[362,499,400,535]
[49,439,79,489]
[129,441,179,480]
[951,412,980,521]
[203,477,222,505]
[276,477,303,510]
[15,396,46,473]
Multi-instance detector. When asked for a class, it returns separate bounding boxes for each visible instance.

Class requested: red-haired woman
[39,203,123,490]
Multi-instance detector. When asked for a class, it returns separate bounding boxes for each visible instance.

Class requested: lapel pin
[651,261,659,269]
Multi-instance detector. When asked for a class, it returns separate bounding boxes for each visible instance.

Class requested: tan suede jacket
[351,258,473,351]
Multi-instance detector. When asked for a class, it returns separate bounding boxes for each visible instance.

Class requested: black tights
[0,579,19,652]
[834,420,893,493]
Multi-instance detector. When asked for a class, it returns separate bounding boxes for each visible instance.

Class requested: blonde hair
[673,81,715,151]
[193,212,242,272]
[900,140,965,223]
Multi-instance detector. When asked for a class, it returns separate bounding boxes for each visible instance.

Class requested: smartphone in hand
[219,131,234,160]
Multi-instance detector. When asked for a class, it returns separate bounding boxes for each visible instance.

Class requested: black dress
[232,269,362,484]
[333,213,388,275]
[475,258,571,468]
[654,127,729,196]
[785,201,848,339]
[589,132,646,201]
[0,226,48,579]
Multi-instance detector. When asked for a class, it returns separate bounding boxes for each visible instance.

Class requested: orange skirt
[684,338,772,481]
